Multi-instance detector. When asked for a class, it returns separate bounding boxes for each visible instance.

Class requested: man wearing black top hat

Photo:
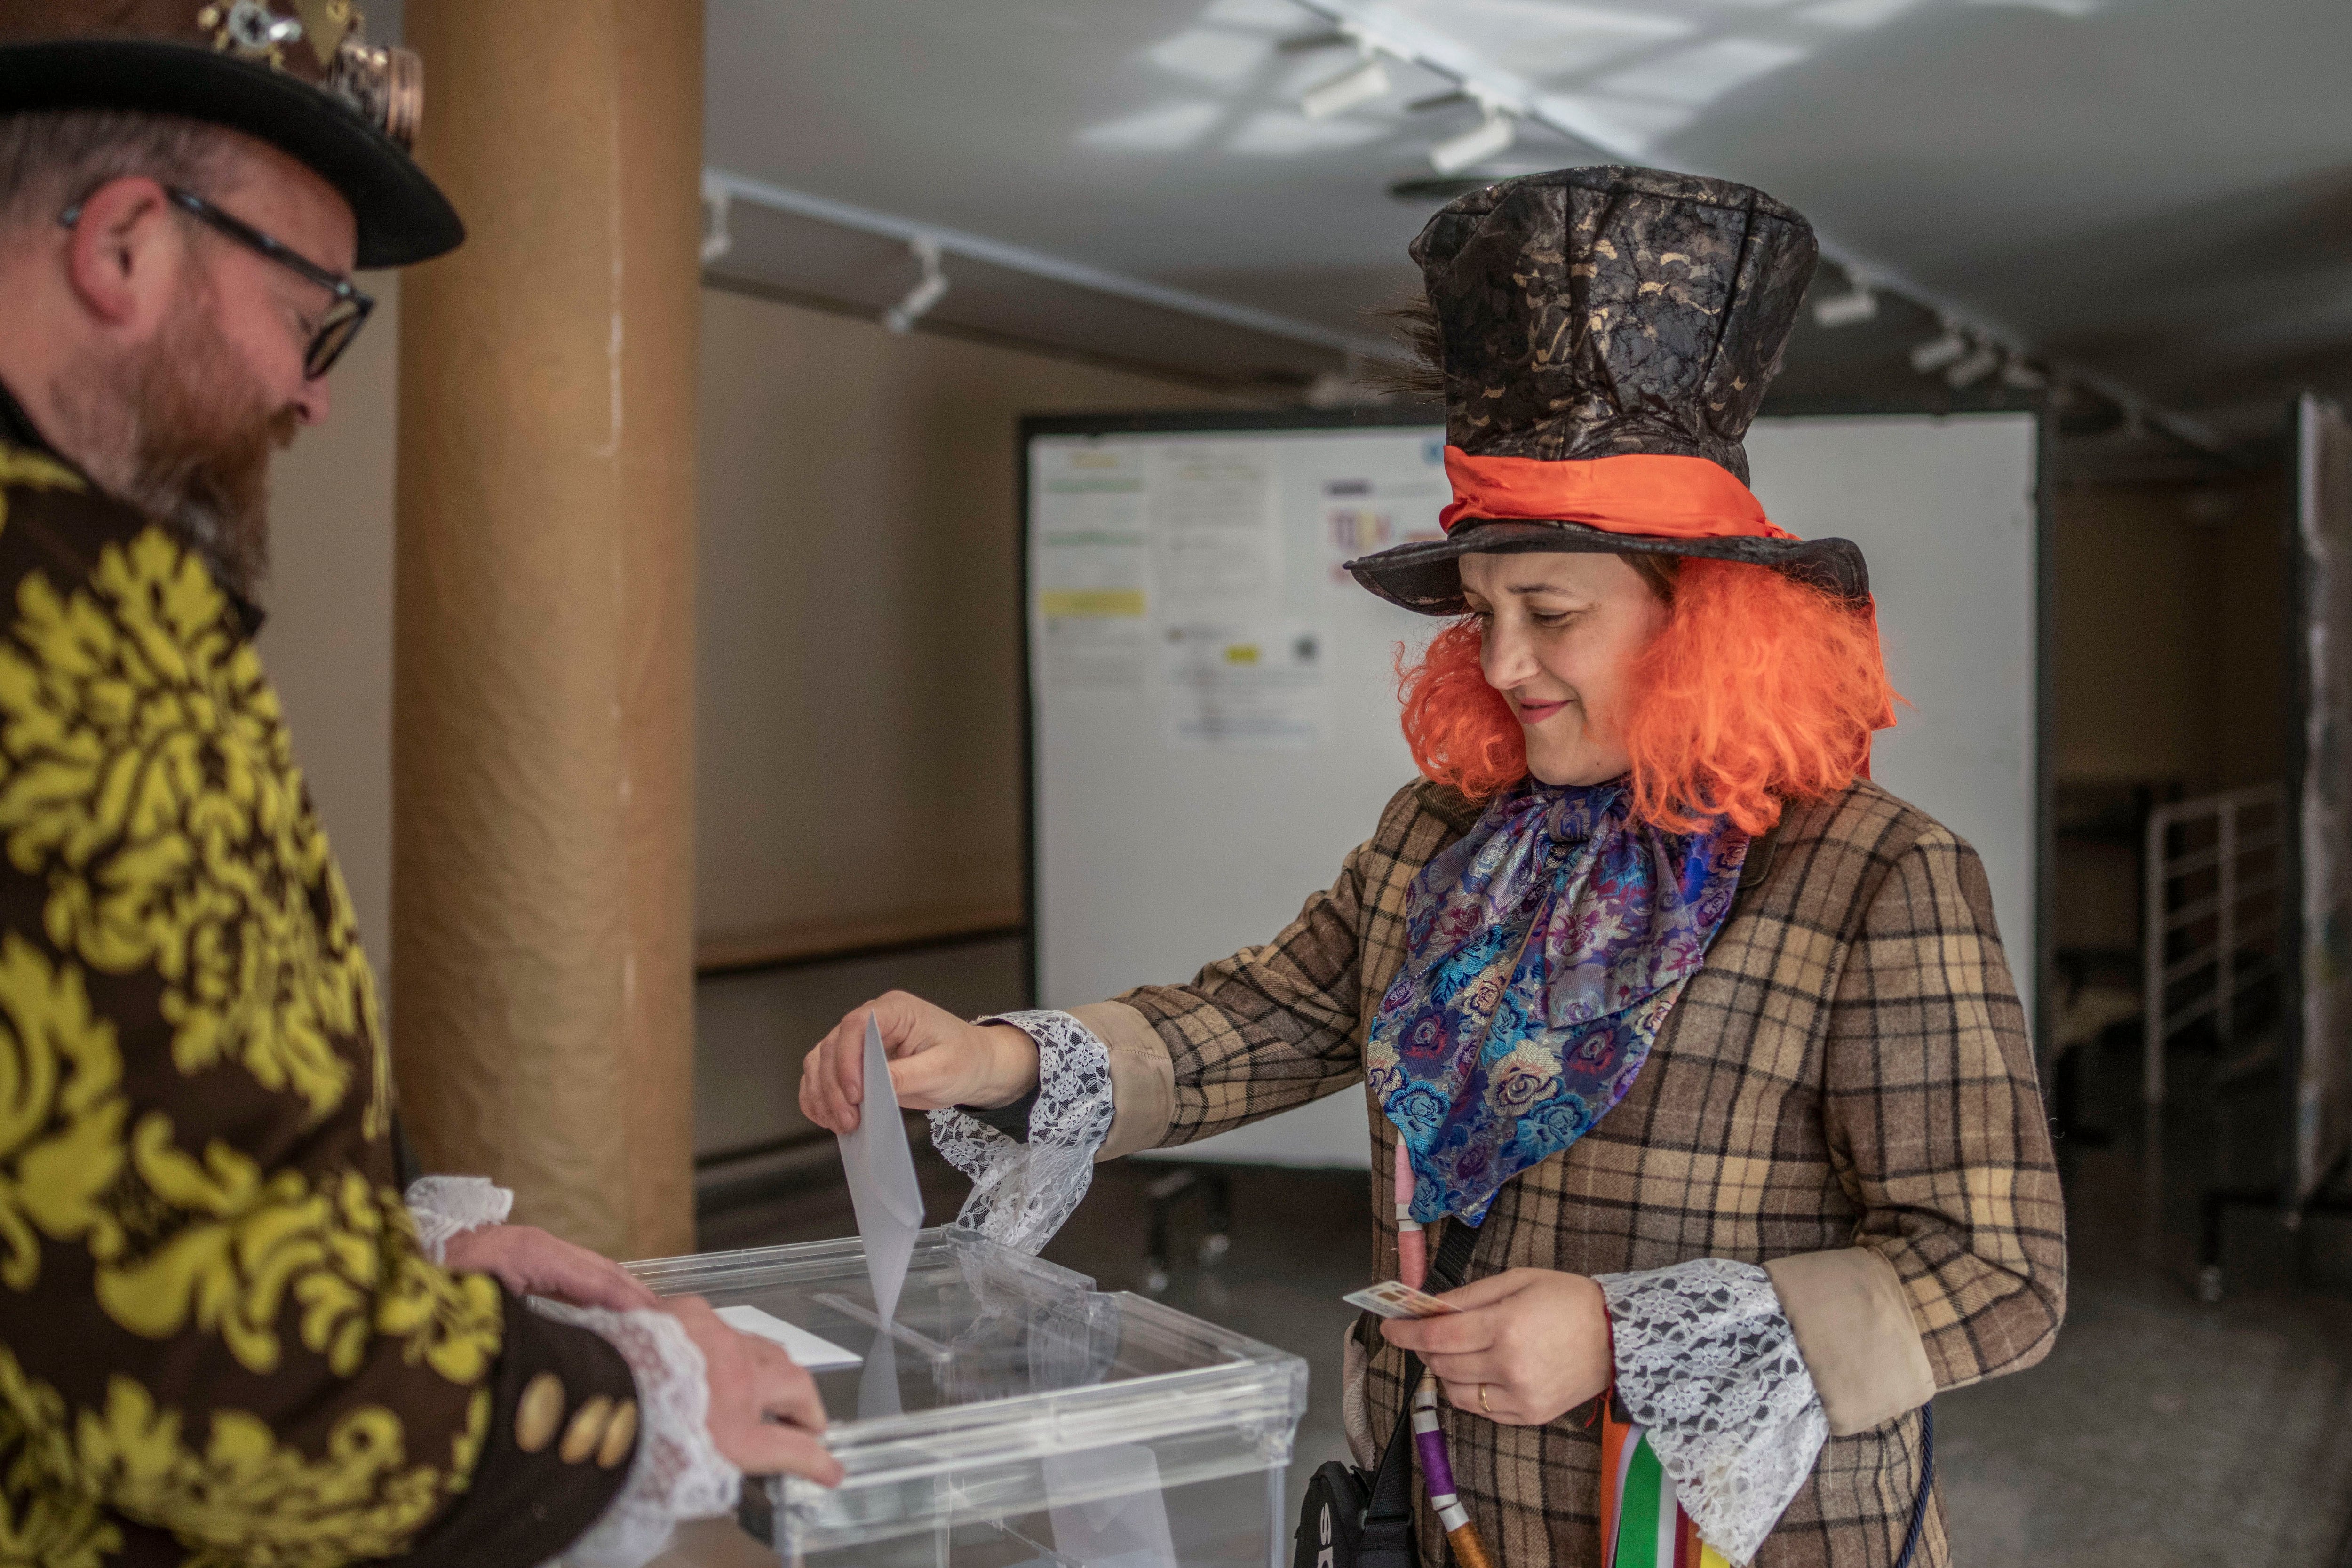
[0,5,837,1564]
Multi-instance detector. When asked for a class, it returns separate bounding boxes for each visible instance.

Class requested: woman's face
[1459,551,1671,787]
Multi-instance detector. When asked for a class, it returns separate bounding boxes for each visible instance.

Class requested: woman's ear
[63,175,183,336]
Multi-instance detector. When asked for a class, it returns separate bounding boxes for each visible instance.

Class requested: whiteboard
[1025,412,2041,1168]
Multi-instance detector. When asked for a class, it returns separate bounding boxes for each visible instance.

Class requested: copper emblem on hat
[194,0,425,151]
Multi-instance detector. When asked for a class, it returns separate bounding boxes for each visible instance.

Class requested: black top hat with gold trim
[0,0,460,266]
[1344,166,1867,615]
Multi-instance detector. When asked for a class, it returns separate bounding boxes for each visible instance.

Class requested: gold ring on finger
[1478,1383,1493,1414]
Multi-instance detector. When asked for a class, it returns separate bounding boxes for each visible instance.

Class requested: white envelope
[836,1013,924,1327]
[713,1304,862,1371]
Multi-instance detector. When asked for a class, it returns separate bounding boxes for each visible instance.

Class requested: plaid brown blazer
[1091,777,2065,1568]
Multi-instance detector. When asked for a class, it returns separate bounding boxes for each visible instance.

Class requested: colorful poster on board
[2296,394,2352,1202]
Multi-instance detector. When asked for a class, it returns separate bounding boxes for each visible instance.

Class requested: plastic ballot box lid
[627,1226,1308,1558]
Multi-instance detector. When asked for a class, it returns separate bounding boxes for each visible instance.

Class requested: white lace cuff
[405,1175,514,1263]
[928,1009,1114,1255]
[1597,1258,1829,1567]
[532,1301,743,1568]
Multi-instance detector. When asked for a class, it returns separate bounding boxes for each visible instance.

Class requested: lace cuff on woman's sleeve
[1597,1258,1829,1567]
[404,1175,514,1263]
[928,1009,1113,1255]
[532,1301,743,1568]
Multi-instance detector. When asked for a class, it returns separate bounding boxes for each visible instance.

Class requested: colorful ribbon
[1602,1398,1731,1568]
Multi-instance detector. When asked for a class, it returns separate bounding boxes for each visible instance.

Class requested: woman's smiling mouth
[1514,696,1573,725]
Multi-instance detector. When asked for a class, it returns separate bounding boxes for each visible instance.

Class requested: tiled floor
[691,1032,2352,1567]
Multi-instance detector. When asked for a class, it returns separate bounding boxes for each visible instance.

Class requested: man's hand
[797,991,1039,1134]
[658,1297,843,1486]
[442,1224,660,1312]
[1380,1268,1613,1426]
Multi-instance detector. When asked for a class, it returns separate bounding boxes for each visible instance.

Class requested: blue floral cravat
[1366,779,1748,1224]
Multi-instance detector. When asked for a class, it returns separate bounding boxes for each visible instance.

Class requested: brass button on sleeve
[560,1395,614,1465]
[515,1373,565,1453]
[596,1400,639,1469]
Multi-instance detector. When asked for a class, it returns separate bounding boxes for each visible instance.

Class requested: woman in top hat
[803,166,2065,1568]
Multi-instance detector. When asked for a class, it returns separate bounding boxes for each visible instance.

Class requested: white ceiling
[699,0,2350,448]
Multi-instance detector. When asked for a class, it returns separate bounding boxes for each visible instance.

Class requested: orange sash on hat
[1439,448,1796,541]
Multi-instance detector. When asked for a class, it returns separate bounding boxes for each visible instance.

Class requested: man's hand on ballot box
[442,1224,843,1485]
[445,1222,663,1311]
[662,1295,846,1485]
[800,990,1041,1134]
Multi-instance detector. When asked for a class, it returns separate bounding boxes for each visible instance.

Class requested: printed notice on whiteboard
[1035,445,1150,693]
[1152,447,1277,613]
[1162,621,1324,749]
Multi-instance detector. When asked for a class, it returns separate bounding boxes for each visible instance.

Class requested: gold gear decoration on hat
[291,0,353,64]
[205,1,293,65]
[193,0,423,150]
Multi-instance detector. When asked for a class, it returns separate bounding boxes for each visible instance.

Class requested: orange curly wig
[1396,557,1900,836]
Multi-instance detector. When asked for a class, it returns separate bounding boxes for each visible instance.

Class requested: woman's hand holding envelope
[798,991,1040,1134]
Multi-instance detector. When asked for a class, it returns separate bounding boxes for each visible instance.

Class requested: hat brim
[1345,519,1871,614]
[0,39,461,267]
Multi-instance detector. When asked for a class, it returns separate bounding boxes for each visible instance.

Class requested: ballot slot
[626,1227,1306,1565]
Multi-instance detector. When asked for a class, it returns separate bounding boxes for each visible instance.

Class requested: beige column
[391,0,702,1259]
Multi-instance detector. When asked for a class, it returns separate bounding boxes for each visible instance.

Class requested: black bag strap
[1363,1222,1482,1528]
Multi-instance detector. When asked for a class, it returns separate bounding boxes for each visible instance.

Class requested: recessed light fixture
[1907,324,1968,374]
[1944,341,2002,388]
[1300,54,1392,119]
[1811,282,1878,328]
[883,237,948,334]
[1430,110,1515,174]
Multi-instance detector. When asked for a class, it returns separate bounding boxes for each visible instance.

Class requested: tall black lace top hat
[1345,165,1867,614]
[0,0,460,266]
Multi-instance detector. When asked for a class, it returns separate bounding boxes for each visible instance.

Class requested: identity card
[1343,1279,1461,1320]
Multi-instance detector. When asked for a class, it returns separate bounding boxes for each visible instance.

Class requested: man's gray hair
[0,110,241,236]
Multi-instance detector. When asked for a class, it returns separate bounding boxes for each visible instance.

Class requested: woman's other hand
[1380,1268,1613,1426]
[797,991,1040,1134]
[442,1223,660,1312]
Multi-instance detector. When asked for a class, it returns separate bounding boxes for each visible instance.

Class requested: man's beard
[52,278,299,604]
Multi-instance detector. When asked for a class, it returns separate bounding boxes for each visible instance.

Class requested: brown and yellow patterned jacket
[0,393,637,1567]
[1066,776,2066,1568]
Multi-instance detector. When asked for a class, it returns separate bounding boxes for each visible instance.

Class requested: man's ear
[64,175,184,337]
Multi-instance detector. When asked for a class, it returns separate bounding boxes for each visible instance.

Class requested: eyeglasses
[59,186,375,380]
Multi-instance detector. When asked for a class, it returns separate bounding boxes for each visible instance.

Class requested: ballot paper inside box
[627,1227,1307,1568]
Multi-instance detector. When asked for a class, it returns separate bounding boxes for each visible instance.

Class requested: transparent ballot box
[628,1228,1307,1568]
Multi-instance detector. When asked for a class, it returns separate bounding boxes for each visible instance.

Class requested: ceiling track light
[2000,353,2048,391]
[1279,0,2218,454]
[1907,323,1969,375]
[883,236,948,334]
[1430,107,1515,175]
[1300,50,1392,119]
[1811,281,1877,329]
[1944,340,2002,388]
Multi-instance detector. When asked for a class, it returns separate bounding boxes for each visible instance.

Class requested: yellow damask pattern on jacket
[0,447,82,529]
[0,934,127,1293]
[0,1346,490,1568]
[92,1117,502,1381]
[0,525,387,1136]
